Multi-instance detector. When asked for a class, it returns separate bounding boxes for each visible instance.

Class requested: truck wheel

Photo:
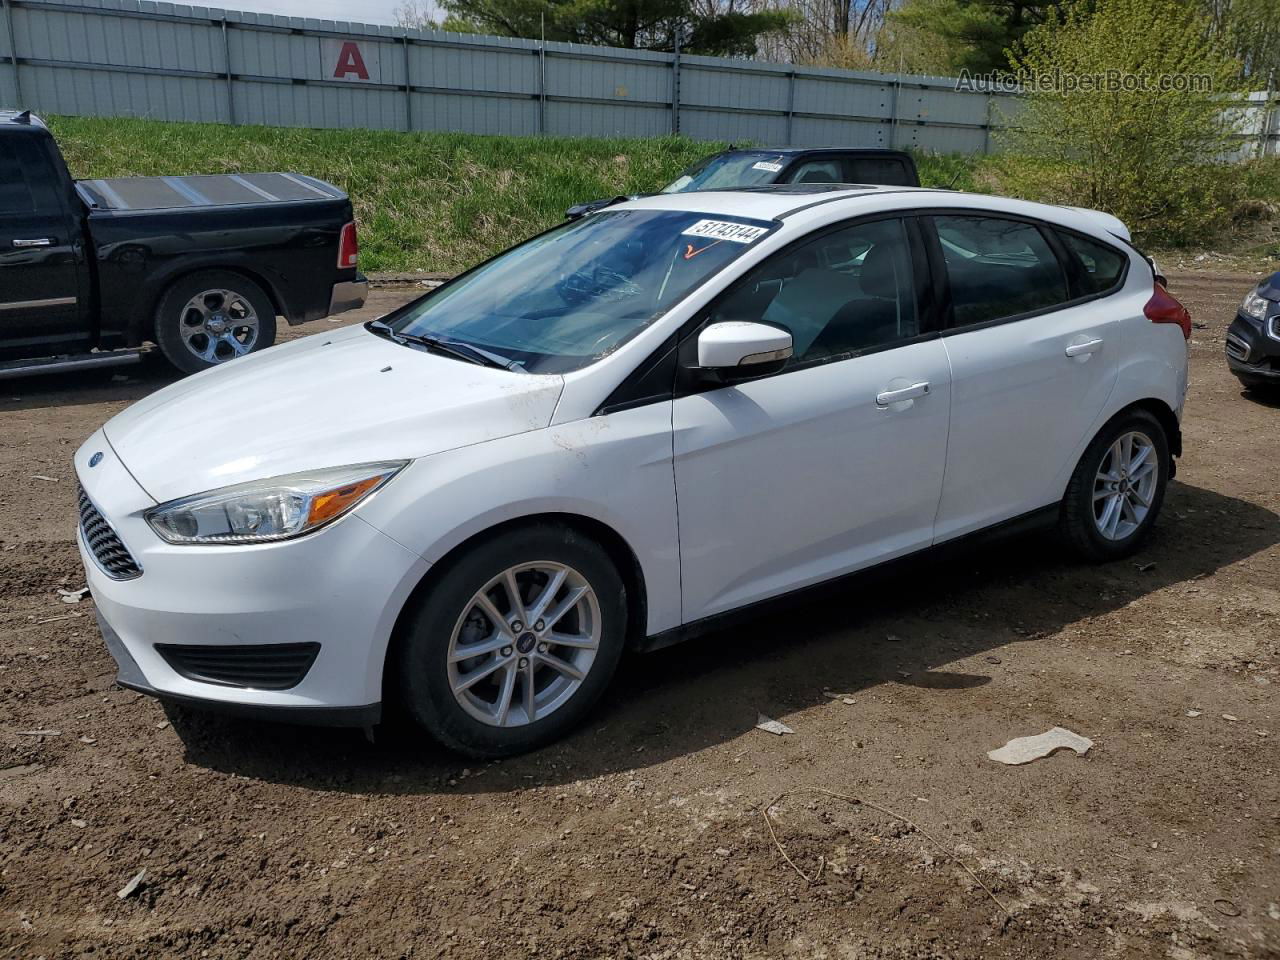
[154,271,277,374]
[395,524,628,758]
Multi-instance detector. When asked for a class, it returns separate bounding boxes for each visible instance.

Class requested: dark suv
[1226,271,1280,392]
[567,147,919,219]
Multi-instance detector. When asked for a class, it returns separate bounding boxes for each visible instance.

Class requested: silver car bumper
[329,277,368,316]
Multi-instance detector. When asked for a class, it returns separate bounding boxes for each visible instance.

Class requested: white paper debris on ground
[987,727,1093,765]
[755,714,794,736]
[117,868,147,899]
[57,587,89,604]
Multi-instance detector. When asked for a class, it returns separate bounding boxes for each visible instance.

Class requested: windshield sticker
[751,160,784,172]
[682,220,770,244]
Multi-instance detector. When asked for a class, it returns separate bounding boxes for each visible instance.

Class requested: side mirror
[696,322,793,379]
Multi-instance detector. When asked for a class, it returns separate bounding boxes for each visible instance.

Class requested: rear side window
[933,215,1069,327]
[844,157,913,186]
[0,142,36,214]
[1058,231,1127,296]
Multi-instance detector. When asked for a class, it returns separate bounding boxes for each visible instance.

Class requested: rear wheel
[1060,409,1170,561]
[154,270,277,375]
[396,524,627,757]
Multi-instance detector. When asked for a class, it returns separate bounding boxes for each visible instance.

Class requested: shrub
[1001,0,1247,246]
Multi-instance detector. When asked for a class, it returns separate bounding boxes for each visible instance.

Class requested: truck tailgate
[77,172,345,212]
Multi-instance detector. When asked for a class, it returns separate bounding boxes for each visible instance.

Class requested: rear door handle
[13,238,54,247]
[1065,338,1104,358]
[876,381,930,406]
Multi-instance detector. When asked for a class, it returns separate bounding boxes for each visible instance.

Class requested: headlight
[1241,288,1271,320]
[145,461,406,545]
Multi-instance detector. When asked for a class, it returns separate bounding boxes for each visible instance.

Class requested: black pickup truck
[0,111,366,377]
[566,147,921,218]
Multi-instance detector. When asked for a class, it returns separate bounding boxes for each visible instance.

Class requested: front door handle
[13,238,54,247]
[876,381,930,406]
[1065,338,1104,358]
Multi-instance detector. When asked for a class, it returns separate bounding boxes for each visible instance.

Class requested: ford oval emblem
[89,452,103,468]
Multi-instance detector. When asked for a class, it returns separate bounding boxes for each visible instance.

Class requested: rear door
[0,134,86,354]
[924,213,1123,542]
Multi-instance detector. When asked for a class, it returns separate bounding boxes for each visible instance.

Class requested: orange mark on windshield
[684,240,722,260]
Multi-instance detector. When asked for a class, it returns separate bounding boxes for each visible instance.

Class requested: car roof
[617,184,933,221]
[614,185,1130,242]
[717,147,910,156]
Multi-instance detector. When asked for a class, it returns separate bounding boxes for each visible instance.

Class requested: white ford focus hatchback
[76,186,1191,756]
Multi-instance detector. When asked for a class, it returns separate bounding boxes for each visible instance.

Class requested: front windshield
[388,209,776,373]
[661,152,788,193]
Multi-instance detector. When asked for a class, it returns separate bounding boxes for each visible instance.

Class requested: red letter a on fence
[333,42,370,80]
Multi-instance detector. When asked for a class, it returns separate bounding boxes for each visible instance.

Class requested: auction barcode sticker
[751,161,783,172]
[681,220,770,244]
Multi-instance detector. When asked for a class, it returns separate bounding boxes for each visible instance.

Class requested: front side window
[661,152,789,193]
[933,215,1069,327]
[708,217,919,366]
[389,209,775,373]
[1058,231,1127,296]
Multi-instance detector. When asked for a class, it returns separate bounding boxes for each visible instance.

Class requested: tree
[402,0,793,56]
[1003,0,1246,244]
[881,0,1072,75]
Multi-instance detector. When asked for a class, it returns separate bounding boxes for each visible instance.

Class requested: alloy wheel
[179,289,260,364]
[1092,430,1159,541]
[446,562,601,727]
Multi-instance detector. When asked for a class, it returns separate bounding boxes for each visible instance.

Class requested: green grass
[46,115,1280,272]
[50,116,723,274]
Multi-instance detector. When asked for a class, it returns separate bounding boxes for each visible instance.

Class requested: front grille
[77,485,142,580]
[156,642,321,690]
[1225,332,1250,361]
[1269,315,1280,342]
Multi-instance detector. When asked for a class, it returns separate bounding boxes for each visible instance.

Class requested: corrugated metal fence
[1,0,1277,156]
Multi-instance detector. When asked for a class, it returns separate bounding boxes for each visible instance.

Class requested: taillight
[337,221,358,270]
[1144,280,1191,340]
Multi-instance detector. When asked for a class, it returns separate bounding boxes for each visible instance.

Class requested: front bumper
[328,276,369,317]
[75,431,429,725]
[1225,311,1280,382]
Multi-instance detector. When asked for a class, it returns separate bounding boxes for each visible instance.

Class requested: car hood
[1257,270,1280,301]
[103,325,565,504]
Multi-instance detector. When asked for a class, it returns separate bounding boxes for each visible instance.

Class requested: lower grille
[77,485,142,580]
[1225,332,1250,361]
[156,642,321,690]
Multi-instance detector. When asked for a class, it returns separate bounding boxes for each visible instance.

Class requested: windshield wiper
[366,321,517,370]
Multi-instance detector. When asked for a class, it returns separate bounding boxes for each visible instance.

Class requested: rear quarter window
[1057,231,1128,296]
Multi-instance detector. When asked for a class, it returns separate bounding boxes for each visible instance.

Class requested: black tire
[395,524,628,758]
[154,270,277,375]
[1060,408,1170,562]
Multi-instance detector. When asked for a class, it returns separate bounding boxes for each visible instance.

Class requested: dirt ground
[1,273,1277,960]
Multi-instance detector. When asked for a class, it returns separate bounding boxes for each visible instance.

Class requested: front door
[0,135,86,355]
[672,216,952,622]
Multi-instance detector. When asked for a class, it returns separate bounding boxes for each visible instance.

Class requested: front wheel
[395,524,628,757]
[154,270,277,375]
[1060,409,1170,562]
